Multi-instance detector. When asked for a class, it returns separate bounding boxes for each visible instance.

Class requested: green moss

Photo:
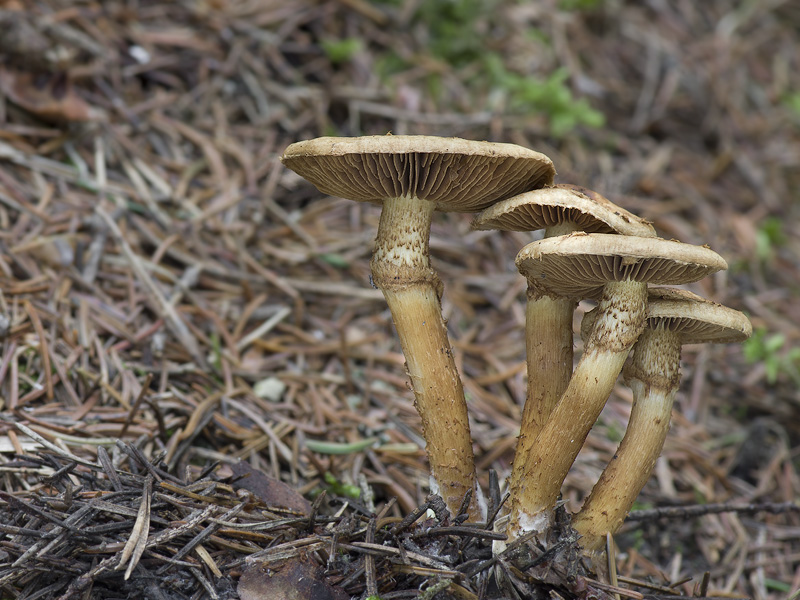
[323,472,361,499]
[321,38,363,64]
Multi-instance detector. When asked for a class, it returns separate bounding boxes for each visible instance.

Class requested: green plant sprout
[209,331,223,372]
[321,38,363,64]
[323,472,362,499]
[416,0,494,67]
[485,59,605,136]
[783,91,800,120]
[558,0,604,11]
[764,578,792,593]
[370,0,605,136]
[743,327,800,385]
[317,252,350,268]
[755,216,787,263]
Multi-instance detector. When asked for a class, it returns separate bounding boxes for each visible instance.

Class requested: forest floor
[0,1,798,599]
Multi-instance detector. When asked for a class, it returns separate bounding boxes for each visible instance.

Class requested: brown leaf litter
[0,1,798,599]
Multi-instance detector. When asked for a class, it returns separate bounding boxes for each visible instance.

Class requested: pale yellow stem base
[504,280,647,543]
[572,328,681,551]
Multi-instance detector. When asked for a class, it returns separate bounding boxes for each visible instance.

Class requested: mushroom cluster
[280,135,751,558]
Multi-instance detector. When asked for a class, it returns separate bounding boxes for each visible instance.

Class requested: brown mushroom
[572,287,752,552]
[504,233,727,544]
[472,185,655,463]
[281,135,555,519]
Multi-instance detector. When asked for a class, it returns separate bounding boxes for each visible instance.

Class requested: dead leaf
[238,555,348,600]
[228,461,312,515]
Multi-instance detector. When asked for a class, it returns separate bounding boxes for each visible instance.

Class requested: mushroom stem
[371,195,439,288]
[507,293,575,499]
[370,194,481,520]
[512,221,582,475]
[572,326,681,552]
[523,292,576,435]
[505,279,647,542]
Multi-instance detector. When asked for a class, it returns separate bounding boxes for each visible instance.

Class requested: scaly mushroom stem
[505,279,647,543]
[370,194,481,520]
[572,326,680,552]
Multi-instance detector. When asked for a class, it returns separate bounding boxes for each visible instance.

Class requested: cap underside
[281,136,555,213]
[645,287,752,343]
[516,233,728,298]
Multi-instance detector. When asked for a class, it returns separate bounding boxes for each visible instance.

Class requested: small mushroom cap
[280,135,555,213]
[471,183,656,237]
[515,232,728,299]
[581,287,752,344]
[643,287,752,344]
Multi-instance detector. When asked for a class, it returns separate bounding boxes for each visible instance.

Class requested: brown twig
[626,501,800,522]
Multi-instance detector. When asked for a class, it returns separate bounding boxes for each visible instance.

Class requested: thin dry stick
[161,502,246,569]
[46,344,82,407]
[14,422,99,469]
[626,501,800,522]
[152,114,228,185]
[364,517,379,598]
[119,373,154,439]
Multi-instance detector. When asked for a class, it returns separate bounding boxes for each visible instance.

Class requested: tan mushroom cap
[280,135,556,212]
[516,233,728,299]
[581,287,752,344]
[472,184,656,237]
[643,287,752,344]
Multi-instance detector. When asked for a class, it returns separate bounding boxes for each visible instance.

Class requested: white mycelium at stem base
[571,325,680,552]
[370,194,482,521]
[504,278,648,544]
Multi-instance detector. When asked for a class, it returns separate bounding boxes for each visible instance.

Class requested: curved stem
[371,195,481,520]
[572,327,681,552]
[504,279,647,543]
[523,292,576,437]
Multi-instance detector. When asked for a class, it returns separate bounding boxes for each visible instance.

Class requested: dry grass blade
[22,300,53,401]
